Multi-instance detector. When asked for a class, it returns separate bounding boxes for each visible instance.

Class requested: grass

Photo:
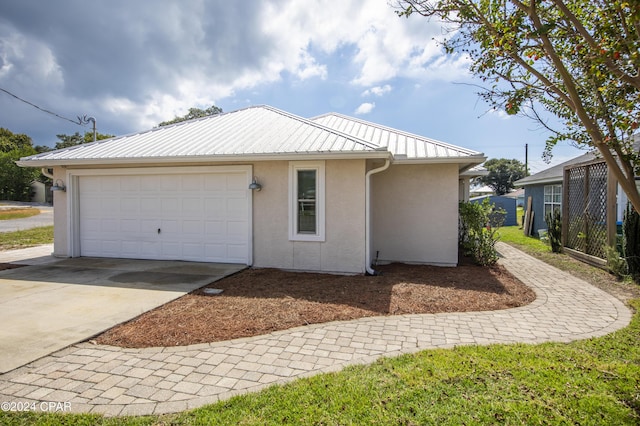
[498,225,550,254]
[0,208,40,220]
[0,226,54,251]
[2,299,639,425]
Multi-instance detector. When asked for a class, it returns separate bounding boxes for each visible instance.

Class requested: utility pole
[79,115,97,141]
[525,143,529,176]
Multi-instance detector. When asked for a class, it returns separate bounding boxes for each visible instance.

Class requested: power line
[0,87,85,126]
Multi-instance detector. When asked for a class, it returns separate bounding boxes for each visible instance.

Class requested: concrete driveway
[0,257,245,373]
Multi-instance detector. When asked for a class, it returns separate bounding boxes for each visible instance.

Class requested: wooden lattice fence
[562,159,617,261]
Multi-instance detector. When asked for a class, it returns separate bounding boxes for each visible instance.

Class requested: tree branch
[550,0,640,89]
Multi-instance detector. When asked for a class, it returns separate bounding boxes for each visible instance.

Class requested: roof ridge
[311,112,483,156]
[259,105,382,151]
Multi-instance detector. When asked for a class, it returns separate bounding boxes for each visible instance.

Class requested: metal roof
[311,112,485,164]
[18,105,485,167]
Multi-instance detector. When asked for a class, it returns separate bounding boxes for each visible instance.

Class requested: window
[544,184,562,217]
[289,161,325,241]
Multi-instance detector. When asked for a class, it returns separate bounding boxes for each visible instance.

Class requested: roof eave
[392,154,486,168]
[16,151,392,168]
[514,176,562,187]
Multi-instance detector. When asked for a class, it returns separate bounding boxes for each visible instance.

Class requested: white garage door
[78,170,250,263]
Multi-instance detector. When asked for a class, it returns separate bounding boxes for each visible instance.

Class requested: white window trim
[544,184,562,216]
[289,161,325,242]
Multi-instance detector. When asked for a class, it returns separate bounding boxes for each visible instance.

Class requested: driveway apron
[0,242,632,417]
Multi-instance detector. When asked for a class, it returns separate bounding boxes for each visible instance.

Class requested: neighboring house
[17,105,485,274]
[29,181,52,204]
[458,165,488,202]
[514,152,596,236]
[469,195,517,226]
[469,185,494,198]
[504,188,525,208]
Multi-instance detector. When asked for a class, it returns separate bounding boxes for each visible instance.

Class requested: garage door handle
[157,228,161,234]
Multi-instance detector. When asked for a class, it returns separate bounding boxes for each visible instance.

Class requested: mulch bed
[0,263,25,271]
[94,261,536,348]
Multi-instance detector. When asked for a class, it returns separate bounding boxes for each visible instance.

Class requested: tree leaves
[396,0,640,211]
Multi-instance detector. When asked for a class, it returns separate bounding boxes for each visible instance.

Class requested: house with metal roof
[18,105,486,274]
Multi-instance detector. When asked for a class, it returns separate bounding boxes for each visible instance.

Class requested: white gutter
[41,168,54,179]
[16,151,391,168]
[365,158,391,275]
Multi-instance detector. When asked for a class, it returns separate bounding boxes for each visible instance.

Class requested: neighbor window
[544,184,562,216]
[289,161,325,241]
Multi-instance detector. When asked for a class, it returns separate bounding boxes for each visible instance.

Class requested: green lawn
[498,225,550,254]
[0,208,41,221]
[0,226,54,251]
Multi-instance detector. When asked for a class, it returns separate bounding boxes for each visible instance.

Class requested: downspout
[365,158,390,275]
[41,168,54,179]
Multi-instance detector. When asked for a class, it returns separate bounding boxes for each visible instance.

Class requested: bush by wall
[459,199,503,266]
[545,209,563,253]
[623,204,640,281]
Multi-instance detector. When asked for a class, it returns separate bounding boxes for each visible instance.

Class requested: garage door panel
[140,198,160,214]
[161,198,179,214]
[204,174,226,191]
[182,198,203,216]
[227,173,247,190]
[228,221,248,239]
[204,221,225,236]
[101,219,119,233]
[182,220,203,234]
[79,171,250,263]
[121,176,140,191]
[227,245,248,261]
[181,175,203,190]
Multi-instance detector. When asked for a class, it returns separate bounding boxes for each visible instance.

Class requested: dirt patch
[94,261,535,348]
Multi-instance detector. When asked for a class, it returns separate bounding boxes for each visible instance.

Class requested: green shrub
[604,244,628,278]
[623,204,640,281]
[544,209,563,253]
[459,199,503,266]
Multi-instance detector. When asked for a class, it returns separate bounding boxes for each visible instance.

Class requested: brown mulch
[0,263,25,271]
[94,261,536,348]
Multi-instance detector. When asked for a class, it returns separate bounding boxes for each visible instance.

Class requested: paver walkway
[0,242,632,417]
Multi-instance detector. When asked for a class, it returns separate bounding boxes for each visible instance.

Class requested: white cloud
[487,108,512,120]
[0,0,474,145]
[262,0,466,87]
[355,102,375,115]
[362,84,392,97]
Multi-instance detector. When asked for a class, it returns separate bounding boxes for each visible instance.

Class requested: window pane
[544,185,551,195]
[298,170,316,200]
[297,170,316,234]
[298,200,316,233]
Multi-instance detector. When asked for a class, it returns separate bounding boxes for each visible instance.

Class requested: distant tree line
[1,104,222,201]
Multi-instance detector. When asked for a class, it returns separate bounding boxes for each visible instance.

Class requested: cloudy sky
[0,0,586,173]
